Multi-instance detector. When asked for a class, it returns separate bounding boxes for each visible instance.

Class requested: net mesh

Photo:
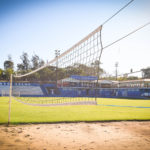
[12,26,103,106]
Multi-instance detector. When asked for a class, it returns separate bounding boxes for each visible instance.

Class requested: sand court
[0,121,150,150]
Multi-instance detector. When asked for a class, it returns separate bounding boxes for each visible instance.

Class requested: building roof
[118,79,150,83]
[58,77,113,84]
[71,75,98,81]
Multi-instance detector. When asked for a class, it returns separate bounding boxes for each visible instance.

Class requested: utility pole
[55,50,60,89]
[115,62,118,80]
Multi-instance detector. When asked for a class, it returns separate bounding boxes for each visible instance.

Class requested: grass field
[0,97,150,124]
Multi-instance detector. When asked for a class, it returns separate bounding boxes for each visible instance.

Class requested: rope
[103,22,150,50]
[102,0,134,25]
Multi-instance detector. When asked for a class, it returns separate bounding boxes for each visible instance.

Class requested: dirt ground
[0,121,150,150]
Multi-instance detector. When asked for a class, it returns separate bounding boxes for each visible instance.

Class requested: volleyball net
[11,25,103,106]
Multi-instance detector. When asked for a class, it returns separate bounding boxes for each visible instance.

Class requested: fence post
[8,74,13,126]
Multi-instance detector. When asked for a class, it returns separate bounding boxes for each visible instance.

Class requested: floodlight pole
[8,74,13,126]
[55,50,60,89]
[115,62,118,80]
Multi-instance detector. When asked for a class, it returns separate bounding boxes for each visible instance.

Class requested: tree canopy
[0,52,147,82]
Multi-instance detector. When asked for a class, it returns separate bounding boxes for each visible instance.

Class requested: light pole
[55,50,60,89]
[115,62,118,80]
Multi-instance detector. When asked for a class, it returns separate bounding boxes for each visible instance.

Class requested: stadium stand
[0,85,9,96]
[0,78,150,98]
[0,82,43,97]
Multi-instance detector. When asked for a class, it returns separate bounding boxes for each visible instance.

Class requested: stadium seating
[0,85,9,96]
[13,86,43,96]
[0,83,43,97]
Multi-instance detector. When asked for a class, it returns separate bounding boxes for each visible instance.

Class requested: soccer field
[0,97,150,124]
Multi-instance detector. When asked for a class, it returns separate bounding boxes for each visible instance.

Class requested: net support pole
[8,74,13,126]
[95,26,103,103]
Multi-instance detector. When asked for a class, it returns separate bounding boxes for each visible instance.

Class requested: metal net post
[8,74,13,126]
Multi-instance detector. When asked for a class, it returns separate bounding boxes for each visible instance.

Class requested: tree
[91,60,103,77]
[39,59,45,67]
[65,64,82,77]
[3,55,14,80]
[0,68,4,80]
[57,68,66,80]
[142,67,150,78]
[4,55,14,70]
[31,54,45,69]
[15,53,105,82]
[17,52,30,73]
[17,64,24,72]
[127,76,138,80]
[4,68,14,80]
[31,54,40,69]
[64,62,104,79]
[39,67,54,81]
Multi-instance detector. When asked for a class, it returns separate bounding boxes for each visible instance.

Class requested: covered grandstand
[58,75,113,88]
[0,77,150,98]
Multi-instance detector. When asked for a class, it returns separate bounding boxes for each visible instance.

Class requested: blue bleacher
[0,82,150,99]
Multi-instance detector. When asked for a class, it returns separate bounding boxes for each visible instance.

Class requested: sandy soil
[0,121,150,150]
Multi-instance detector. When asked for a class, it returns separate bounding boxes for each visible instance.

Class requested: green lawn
[0,97,150,124]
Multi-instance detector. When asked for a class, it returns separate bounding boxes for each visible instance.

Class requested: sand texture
[0,121,150,150]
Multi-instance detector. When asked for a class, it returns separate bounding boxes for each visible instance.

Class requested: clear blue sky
[0,0,150,76]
